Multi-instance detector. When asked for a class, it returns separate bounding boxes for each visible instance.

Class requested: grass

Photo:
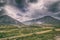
[9,31,55,40]
[0,25,53,38]
[19,27,52,34]
[55,31,60,36]
[0,29,20,38]
[0,24,60,40]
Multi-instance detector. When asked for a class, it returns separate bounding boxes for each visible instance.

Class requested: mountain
[0,15,23,25]
[24,16,60,25]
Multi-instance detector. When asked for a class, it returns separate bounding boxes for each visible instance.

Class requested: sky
[4,0,60,22]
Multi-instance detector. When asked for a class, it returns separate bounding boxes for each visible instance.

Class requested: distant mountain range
[0,15,23,25]
[0,15,60,26]
[24,16,60,25]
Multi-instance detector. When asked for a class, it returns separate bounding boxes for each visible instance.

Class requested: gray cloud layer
[18,0,60,18]
[5,0,60,22]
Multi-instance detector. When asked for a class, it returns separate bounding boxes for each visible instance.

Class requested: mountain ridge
[0,15,23,25]
[24,16,60,25]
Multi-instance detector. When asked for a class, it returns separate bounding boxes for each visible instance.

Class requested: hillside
[24,16,60,25]
[0,15,23,25]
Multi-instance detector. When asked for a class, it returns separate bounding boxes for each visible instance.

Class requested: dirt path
[55,36,60,40]
[0,30,52,40]
[55,29,60,31]
[55,29,60,40]
[0,28,60,40]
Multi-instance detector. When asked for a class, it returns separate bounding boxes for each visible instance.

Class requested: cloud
[5,0,60,22]
[48,1,60,13]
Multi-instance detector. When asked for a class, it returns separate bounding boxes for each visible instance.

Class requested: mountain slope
[24,16,60,25]
[0,15,23,25]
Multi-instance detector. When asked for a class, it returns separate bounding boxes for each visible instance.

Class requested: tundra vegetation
[0,24,60,40]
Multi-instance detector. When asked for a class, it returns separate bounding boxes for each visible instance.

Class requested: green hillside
[0,25,60,40]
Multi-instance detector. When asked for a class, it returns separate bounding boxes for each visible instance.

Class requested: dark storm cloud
[28,0,38,3]
[15,0,28,12]
[51,1,60,18]
[15,0,25,7]
[5,0,60,22]
[16,0,60,19]
[48,1,60,13]
[15,0,38,12]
